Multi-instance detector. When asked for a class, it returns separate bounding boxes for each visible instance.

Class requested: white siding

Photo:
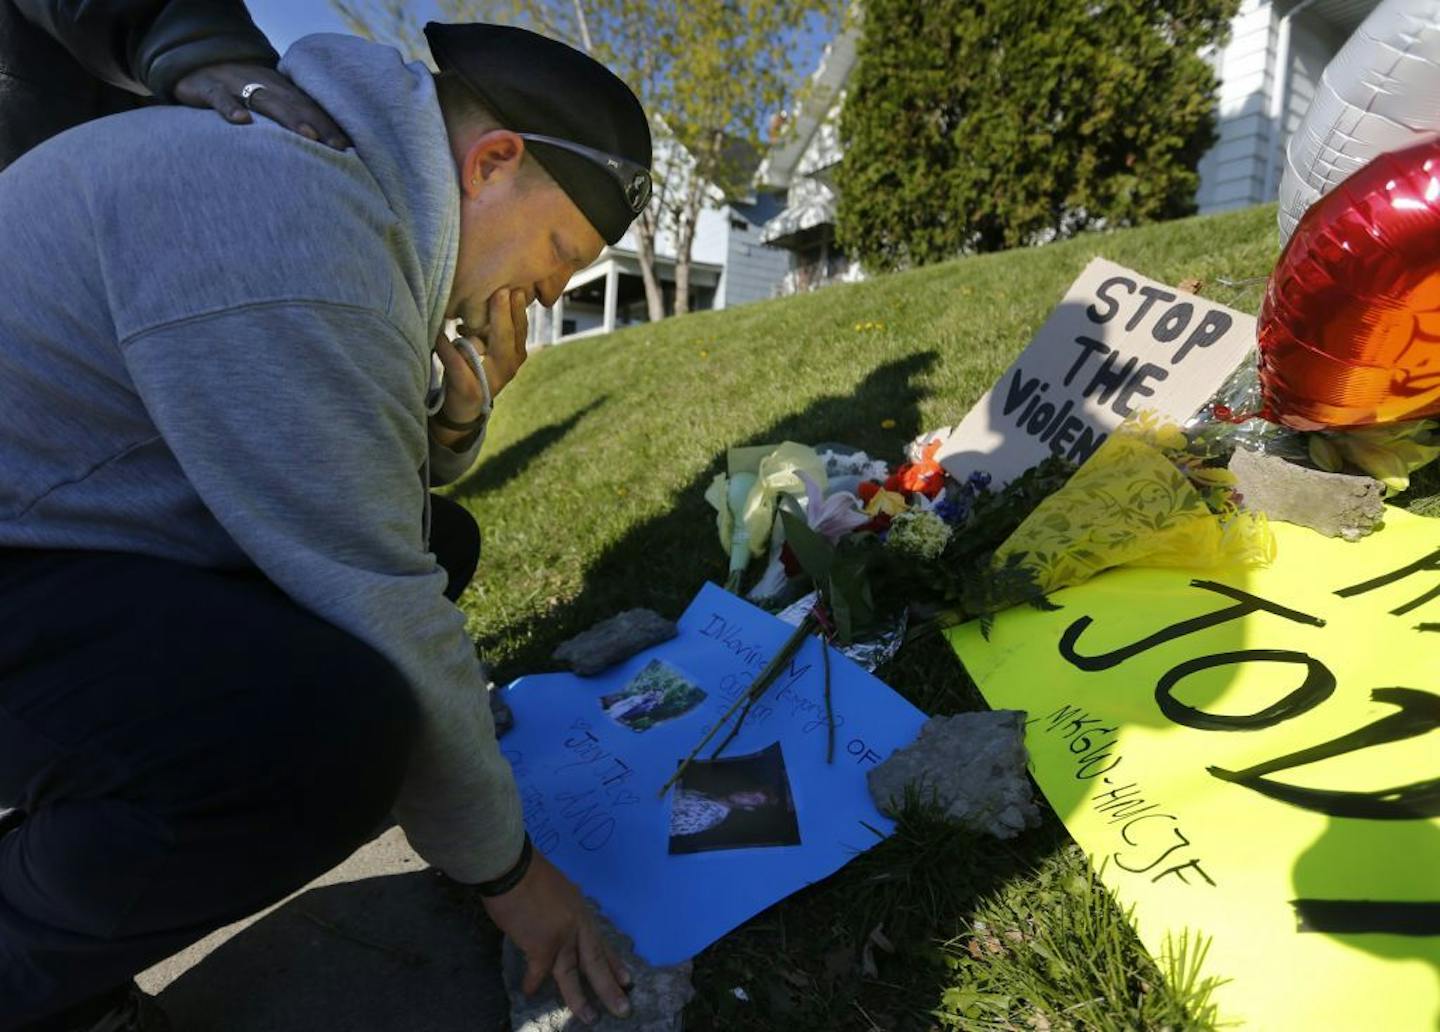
[719,217,789,307]
[1196,0,1279,212]
[690,206,729,267]
[1195,0,1377,213]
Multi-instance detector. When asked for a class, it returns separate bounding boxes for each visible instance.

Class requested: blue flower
[933,497,970,527]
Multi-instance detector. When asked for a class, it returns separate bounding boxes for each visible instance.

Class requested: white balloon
[1278,0,1440,244]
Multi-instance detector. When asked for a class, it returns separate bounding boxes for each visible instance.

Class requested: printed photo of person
[599,659,706,733]
[668,742,801,854]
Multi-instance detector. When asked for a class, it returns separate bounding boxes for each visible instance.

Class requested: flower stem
[821,632,834,764]
[710,613,816,759]
[656,613,817,798]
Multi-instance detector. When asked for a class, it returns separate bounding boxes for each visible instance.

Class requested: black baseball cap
[424,22,653,245]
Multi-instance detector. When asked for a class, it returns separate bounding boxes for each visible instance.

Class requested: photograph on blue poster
[599,658,707,733]
[498,583,928,963]
[668,742,800,854]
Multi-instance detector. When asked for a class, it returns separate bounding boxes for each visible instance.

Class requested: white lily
[798,471,870,543]
[746,520,794,604]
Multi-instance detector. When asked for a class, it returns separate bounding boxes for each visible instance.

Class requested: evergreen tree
[836,0,1239,271]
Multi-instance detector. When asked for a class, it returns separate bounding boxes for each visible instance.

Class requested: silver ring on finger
[240,83,267,110]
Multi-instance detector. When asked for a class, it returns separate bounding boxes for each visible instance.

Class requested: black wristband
[431,408,489,432]
[476,834,533,897]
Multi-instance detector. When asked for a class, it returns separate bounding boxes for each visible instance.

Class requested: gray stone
[1229,446,1385,542]
[553,609,678,676]
[867,711,1041,839]
[503,903,694,1032]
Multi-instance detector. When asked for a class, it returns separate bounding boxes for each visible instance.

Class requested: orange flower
[885,439,947,499]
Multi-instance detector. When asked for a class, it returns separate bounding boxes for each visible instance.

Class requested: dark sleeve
[11,0,279,100]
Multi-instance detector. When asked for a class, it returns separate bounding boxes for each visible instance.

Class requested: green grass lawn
[451,203,1285,1030]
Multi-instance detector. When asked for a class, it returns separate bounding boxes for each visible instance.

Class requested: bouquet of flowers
[667,439,1069,792]
[670,415,1275,793]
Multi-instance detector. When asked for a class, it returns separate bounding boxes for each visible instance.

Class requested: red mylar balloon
[1258,135,1440,430]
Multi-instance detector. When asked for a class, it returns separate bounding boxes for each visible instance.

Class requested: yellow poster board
[948,508,1440,1031]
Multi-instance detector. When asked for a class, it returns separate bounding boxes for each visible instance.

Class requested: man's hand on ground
[482,850,633,1024]
[173,63,351,150]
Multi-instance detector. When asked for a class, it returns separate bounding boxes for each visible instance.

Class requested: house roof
[760,191,835,247]
[757,18,862,191]
[732,191,786,226]
[1277,0,1377,34]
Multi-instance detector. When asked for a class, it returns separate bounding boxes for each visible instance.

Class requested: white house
[531,131,790,344]
[755,21,863,294]
[1197,0,1381,212]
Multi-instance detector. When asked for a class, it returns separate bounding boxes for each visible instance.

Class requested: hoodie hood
[280,34,459,343]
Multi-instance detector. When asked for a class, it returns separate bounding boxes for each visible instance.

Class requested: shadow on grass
[453,396,608,501]
[481,353,939,682]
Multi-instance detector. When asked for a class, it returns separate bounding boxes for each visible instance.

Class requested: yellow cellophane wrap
[995,419,1275,594]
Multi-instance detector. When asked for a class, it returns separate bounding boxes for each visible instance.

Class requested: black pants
[0,496,480,1029]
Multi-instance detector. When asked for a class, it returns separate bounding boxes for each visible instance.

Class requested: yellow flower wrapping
[738,443,828,558]
[703,473,734,551]
[994,424,1275,594]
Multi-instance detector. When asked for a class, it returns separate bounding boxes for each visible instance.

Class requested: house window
[729,217,749,232]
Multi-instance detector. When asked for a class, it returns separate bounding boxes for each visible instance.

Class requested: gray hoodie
[0,34,522,882]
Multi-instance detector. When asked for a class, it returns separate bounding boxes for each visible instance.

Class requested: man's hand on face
[430,289,530,448]
[482,850,633,1024]
[472,288,531,400]
[172,63,351,150]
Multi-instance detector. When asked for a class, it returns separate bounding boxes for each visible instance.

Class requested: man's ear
[461,130,526,198]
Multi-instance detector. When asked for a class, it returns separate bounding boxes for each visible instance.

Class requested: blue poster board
[499,583,928,964]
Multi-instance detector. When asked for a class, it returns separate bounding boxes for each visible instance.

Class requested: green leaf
[827,549,875,644]
[779,506,835,583]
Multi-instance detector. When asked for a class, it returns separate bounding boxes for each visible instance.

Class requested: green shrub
[836,0,1240,271]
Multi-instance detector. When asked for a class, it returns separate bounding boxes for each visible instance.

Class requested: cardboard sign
[499,583,927,964]
[932,258,1256,486]
[948,510,1440,1031]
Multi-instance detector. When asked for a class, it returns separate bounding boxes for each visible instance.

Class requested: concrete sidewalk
[138,827,510,1031]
